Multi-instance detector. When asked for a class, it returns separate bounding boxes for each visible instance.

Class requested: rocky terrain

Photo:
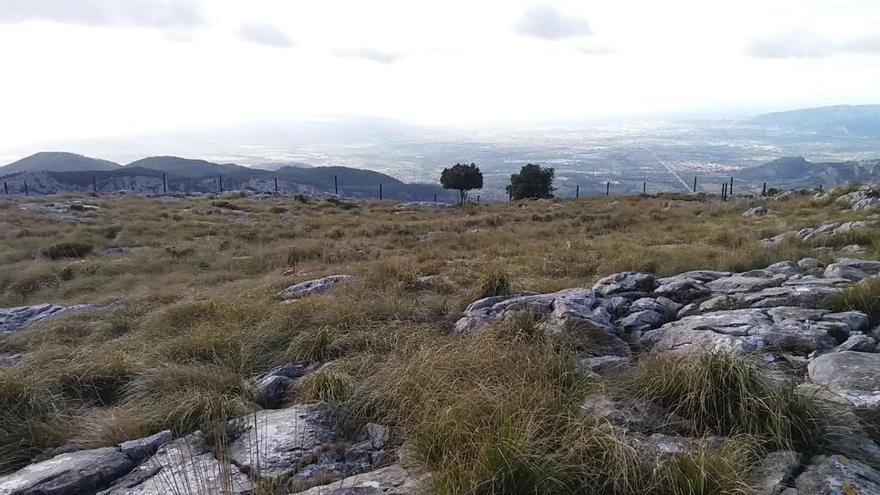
[3,184,880,494]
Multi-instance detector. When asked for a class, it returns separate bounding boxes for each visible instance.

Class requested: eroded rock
[278,275,354,300]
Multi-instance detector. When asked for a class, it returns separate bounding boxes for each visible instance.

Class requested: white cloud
[747,29,880,58]
[0,0,205,31]
[333,47,405,64]
[515,4,592,40]
[237,22,293,48]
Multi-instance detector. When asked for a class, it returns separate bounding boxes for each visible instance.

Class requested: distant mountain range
[738,156,880,188]
[752,105,880,137]
[0,152,451,201]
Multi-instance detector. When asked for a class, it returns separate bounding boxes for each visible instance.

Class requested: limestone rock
[278,275,353,300]
[99,434,251,495]
[227,404,341,477]
[0,303,99,334]
[294,464,429,495]
[750,451,801,495]
[593,272,656,296]
[118,430,173,462]
[0,447,134,495]
[795,455,880,494]
[808,352,880,409]
[743,207,771,217]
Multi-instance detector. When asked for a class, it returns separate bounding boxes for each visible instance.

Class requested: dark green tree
[507,164,555,200]
[440,163,483,205]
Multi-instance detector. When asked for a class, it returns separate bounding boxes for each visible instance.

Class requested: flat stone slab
[808,352,880,409]
[0,447,135,495]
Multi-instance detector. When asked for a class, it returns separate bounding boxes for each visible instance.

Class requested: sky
[0,0,879,151]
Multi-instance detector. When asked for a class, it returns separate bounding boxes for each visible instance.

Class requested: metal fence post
[576,185,580,199]
[379,183,383,200]
[606,182,610,196]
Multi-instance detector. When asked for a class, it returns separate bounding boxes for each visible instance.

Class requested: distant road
[639,145,694,194]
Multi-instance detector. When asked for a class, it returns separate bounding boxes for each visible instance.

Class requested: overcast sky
[0,0,878,148]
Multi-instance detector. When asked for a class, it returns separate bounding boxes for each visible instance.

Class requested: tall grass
[629,352,830,452]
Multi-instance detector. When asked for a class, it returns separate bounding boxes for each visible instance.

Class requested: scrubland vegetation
[0,191,878,492]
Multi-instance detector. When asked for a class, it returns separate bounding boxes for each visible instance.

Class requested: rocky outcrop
[836,183,880,211]
[640,307,865,357]
[278,275,354,300]
[761,220,877,246]
[743,206,771,217]
[456,257,877,360]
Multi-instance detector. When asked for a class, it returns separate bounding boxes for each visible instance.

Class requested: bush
[630,352,829,452]
[824,277,880,323]
[297,371,355,405]
[41,242,93,260]
[475,264,513,299]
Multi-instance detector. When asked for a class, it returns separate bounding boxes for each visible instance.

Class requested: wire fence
[0,173,820,202]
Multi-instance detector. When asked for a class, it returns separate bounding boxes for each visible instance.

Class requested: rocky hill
[0,152,451,201]
[737,155,880,188]
[0,152,121,174]
[752,104,880,137]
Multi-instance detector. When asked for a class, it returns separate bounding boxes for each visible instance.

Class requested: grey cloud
[0,0,205,31]
[576,45,615,56]
[515,5,592,40]
[237,22,294,48]
[747,29,880,58]
[333,48,405,64]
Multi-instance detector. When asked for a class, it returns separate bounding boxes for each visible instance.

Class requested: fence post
[334,175,338,195]
[92,176,97,194]
[606,182,610,196]
[508,187,512,201]
[576,185,580,199]
[477,194,480,204]
[643,181,647,194]
[219,175,224,193]
[3,181,7,195]
[762,182,767,196]
[274,178,279,194]
[729,177,734,197]
[722,182,727,201]
[24,180,28,197]
[434,193,437,203]
[162,172,167,194]
[379,183,383,200]
[693,176,698,193]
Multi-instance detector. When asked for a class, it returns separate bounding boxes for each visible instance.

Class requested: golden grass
[0,191,872,486]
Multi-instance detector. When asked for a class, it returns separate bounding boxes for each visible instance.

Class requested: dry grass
[0,191,871,488]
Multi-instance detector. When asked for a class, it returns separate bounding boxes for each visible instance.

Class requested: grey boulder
[795,455,880,494]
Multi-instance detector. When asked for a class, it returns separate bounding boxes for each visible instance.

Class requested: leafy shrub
[41,242,93,259]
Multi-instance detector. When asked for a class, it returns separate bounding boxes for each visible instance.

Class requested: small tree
[440,163,483,205]
[508,164,555,200]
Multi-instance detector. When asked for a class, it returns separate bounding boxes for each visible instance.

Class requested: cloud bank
[515,5,592,40]
[747,29,880,58]
[237,22,294,48]
[0,0,205,31]
[333,47,405,64]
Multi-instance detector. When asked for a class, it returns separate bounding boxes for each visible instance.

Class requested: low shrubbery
[41,242,93,260]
